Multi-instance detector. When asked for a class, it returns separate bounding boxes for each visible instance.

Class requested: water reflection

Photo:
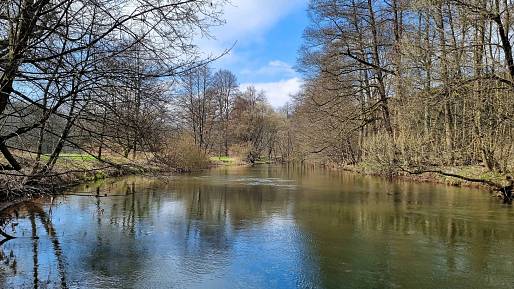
[0,166,513,288]
[0,201,68,288]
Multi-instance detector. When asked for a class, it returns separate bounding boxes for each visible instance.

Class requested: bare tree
[0,0,225,195]
[211,69,238,156]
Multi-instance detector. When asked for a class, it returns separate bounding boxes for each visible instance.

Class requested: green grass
[40,153,97,161]
[210,156,236,163]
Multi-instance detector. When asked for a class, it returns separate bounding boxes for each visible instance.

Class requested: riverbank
[338,162,506,191]
[208,158,507,191]
[209,156,246,166]
[0,152,252,203]
[2,153,506,205]
[0,152,169,202]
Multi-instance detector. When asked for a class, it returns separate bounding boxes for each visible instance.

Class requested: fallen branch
[398,167,503,189]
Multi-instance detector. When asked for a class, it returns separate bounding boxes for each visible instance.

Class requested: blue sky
[198,0,309,107]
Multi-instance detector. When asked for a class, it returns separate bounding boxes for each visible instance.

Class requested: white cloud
[196,1,305,108]
[198,0,304,57]
[218,0,303,41]
[242,60,297,78]
[241,77,303,108]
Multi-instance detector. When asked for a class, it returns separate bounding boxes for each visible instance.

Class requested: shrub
[156,134,209,171]
[361,134,398,177]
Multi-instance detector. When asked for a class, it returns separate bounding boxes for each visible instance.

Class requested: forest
[2,0,514,198]
[293,0,514,184]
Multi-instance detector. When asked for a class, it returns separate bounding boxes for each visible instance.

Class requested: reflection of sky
[0,175,320,289]
[217,216,320,289]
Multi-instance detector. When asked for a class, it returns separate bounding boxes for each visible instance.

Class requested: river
[0,165,513,289]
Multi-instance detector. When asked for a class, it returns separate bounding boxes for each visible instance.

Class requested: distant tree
[211,69,238,156]
[175,65,218,153]
[231,87,278,163]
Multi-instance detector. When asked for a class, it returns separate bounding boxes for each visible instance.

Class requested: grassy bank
[0,151,250,202]
[209,156,250,166]
[0,152,164,202]
[338,162,507,190]
[209,156,238,165]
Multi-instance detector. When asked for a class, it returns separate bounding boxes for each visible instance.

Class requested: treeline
[10,0,514,194]
[169,66,291,166]
[289,0,514,175]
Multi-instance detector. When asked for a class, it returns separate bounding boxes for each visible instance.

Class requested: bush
[156,134,209,171]
[361,134,398,176]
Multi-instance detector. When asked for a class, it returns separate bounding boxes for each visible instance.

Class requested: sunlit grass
[210,156,236,163]
[40,153,97,161]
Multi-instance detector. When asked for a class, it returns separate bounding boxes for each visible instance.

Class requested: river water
[1,165,513,289]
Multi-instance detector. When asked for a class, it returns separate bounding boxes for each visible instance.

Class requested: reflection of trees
[0,201,68,289]
[0,174,298,288]
[79,180,161,283]
[2,167,513,289]
[294,183,514,289]
[32,204,68,289]
[176,180,290,227]
[165,179,293,263]
[74,173,297,285]
[29,213,38,289]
